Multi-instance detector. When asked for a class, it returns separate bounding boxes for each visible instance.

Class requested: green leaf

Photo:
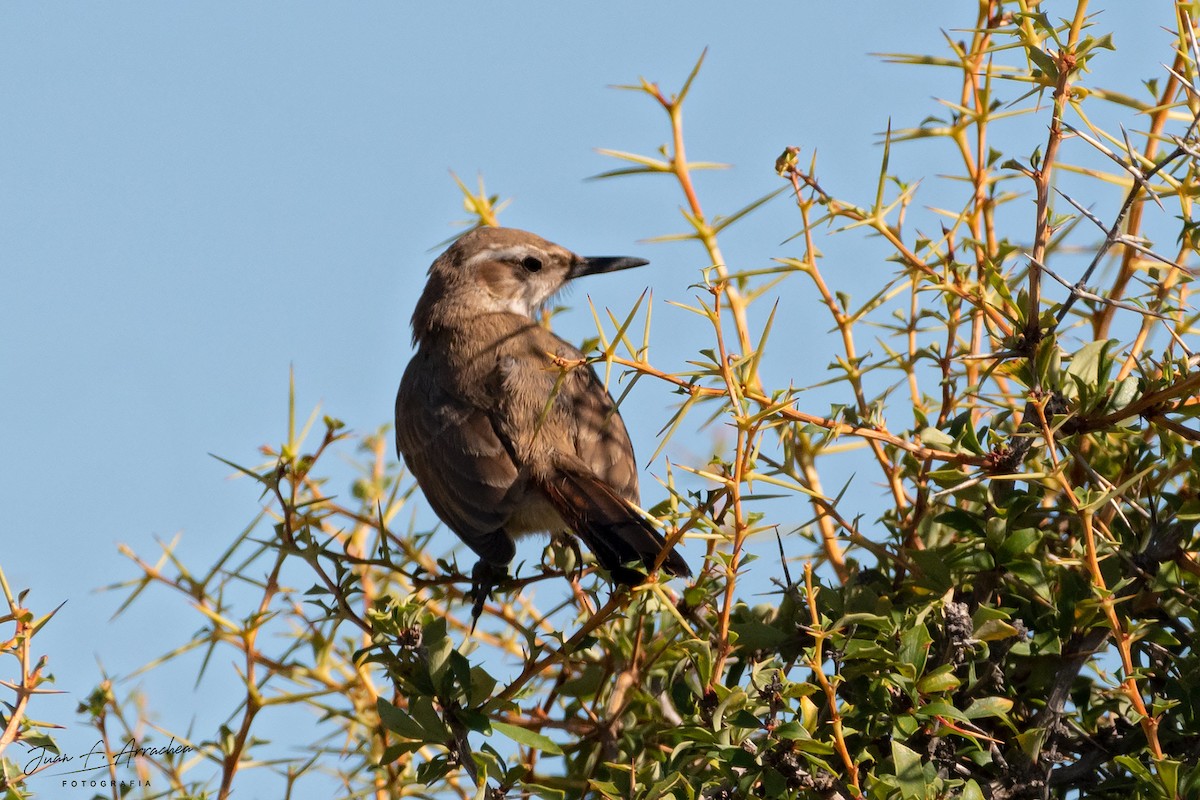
[1109,375,1138,414]
[891,740,927,799]
[964,697,1014,719]
[1155,758,1180,798]
[523,783,567,800]
[682,640,714,688]
[468,666,498,706]
[442,650,472,699]
[711,186,788,234]
[1016,727,1048,759]
[588,779,623,798]
[729,710,762,730]
[927,467,970,487]
[997,527,1040,561]
[645,772,687,800]
[559,663,604,699]
[789,737,836,756]
[1116,754,1154,781]
[919,427,956,449]
[899,622,933,676]
[917,665,961,694]
[934,509,985,537]
[376,698,428,740]
[833,612,892,630]
[729,618,789,650]
[974,619,1021,642]
[415,753,454,786]
[409,696,451,739]
[1062,339,1116,401]
[16,732,58,752]
[491,721,564,755]
[381,741,426,762]
[423,617,453,681]
[918,701,969,722]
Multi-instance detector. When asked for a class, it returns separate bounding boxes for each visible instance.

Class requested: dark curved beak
[568,256,650,280]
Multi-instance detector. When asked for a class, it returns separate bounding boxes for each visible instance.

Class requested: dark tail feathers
[537,466,690,585]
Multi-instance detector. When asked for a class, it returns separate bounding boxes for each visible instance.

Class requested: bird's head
[411,227,648,341]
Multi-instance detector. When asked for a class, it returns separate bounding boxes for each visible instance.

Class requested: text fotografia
[25,737,193,776]
[62,779,150,790]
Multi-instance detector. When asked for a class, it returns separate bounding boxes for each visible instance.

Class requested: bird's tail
[536,464,690,585]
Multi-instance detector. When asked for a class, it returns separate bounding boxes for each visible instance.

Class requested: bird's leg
[468,560,508,630]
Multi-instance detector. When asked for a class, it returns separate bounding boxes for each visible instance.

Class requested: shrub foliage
[5,3,1200,799]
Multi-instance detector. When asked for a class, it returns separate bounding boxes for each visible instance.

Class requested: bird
[394,227,690,614]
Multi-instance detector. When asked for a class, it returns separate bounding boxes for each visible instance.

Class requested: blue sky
[0,2,1173,793]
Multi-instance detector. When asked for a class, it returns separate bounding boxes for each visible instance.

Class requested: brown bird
[395,227,690,611]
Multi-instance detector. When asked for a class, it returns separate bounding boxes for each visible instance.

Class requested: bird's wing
[565,358,641,502]
[394,349,519,566]
[473,325,691,582]
[490,327,638,501]
[536,456,692,583]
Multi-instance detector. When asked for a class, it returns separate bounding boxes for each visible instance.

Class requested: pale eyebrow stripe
[464,246,544,268]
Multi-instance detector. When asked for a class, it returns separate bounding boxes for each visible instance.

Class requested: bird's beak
[568,256,650,280]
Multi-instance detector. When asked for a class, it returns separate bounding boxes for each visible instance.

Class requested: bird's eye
[521,255,543,273]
